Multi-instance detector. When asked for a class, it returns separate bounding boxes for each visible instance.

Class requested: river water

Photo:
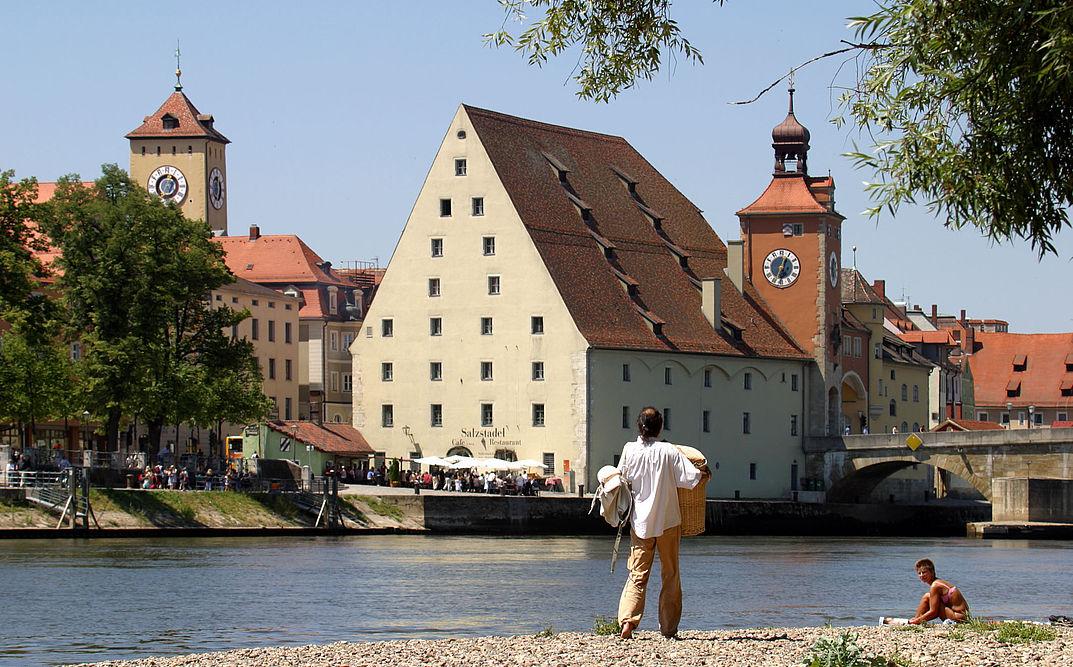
[3,535,1072,665]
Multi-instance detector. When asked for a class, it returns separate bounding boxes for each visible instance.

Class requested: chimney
[249,224,260,241]
[960,309,967,324]
[701,277,722,330]
[930,304,938,324]
[725,240,744,294]
[872,280,885,300]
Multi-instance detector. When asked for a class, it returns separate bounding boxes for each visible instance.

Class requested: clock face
[147,165,188,205]
[763,249,800,288]
[829,252,840,287]
[209,168,225,210]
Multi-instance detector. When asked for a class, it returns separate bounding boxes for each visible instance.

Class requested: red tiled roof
[968,332,1073,408]
[898,330,955,345]
[126,91,230,143]
[1060,377,1073,391]
[736,174,829,215]
[268,421,373,456]
[465,105,806,359]
[932,419,1005,432]
[215,235,351,288]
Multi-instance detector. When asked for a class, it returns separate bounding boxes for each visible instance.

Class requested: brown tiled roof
[465,105,806,359]
[840,268,883,305]
[969,332,1073,408]
[126,91,230,143]
[736,174,829,215]
[932,419,1005,432]
[841,308,869,333]
[269,421,374,456]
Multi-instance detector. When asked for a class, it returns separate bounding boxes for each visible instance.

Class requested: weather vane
[174,40,183,91]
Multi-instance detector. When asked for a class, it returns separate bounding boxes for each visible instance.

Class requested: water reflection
[0,535,1070,665]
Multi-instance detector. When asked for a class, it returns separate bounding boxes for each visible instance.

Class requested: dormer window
[1013,354,1027,372]
[162,114,179,130]
[328,287,338,314]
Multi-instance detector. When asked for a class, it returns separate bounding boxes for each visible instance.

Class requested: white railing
[0,470,66,488]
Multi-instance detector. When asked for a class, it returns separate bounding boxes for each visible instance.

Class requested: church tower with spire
[736,83,845,434]
[126,51,230,235]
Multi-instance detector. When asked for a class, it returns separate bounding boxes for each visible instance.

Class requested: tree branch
[729,41,886,105]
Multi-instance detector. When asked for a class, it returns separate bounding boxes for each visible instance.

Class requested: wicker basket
[676,445,708,537]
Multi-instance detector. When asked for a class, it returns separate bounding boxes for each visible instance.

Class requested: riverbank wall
[415,495,990,536]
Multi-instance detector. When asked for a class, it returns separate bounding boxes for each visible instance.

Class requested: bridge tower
[736,83,845,435]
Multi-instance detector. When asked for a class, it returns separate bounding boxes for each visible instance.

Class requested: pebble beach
[70,625,1073,667]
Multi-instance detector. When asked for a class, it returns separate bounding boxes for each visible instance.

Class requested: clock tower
[736,85,844,434]
[126,66,230,235]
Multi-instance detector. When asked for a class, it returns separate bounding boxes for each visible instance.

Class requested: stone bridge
[804,428,1073,504]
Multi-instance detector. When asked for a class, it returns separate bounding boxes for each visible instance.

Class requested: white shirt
[618,436,702,539]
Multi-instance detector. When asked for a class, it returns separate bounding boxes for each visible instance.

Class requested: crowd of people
[351,464,546,495]
[136,464,251,491]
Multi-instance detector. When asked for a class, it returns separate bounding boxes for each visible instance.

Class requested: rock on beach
[69,625,1073,667]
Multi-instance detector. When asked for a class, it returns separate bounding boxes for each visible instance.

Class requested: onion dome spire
[771,73,810,175]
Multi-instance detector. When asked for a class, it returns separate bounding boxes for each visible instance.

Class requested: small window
[487,275,501,295]
[792,223,803,236]
[977,412,989,422]
[889,400,897,417]
[251,319,260,340]
[431,238,444,257]
[791,414,799,436]
[531,316,544,334]
[472,197,484,216]
[481,403,494,427]
[285,322,293,344]
[664,368,672,385]
[749,463,757,480]
[663,408,672,431]
[482,236,495,255]
[901,384,908,401]
[162,114,179,130]
[342,373,352,392]
[1034,413,1043,425]
[532,403,545,427]
[481,317,493,335]
[285,359,293,381]
[1058,412,1068,422]
[542,452,555,474]
[457,130,467,140]
[744,372,752,390]
[702,410,711,433]
[252,299,259,307]
[365,326,373,338]
[430,317,442,336]
[481,361,493,381]
[382,404,394,428]
[874,344,881,359]
[381,319,393,337]
[439,199,452,217]
[743,412,751,434]
[1001,412,1010,424]
[901,421,909,433]
[284,397,292,420]
[430,362,443,381]
[454,158,467,176]
[622,406,630,429]
[428,278,441,297]
[268,358,276,380]
[703,369,711,388]
[791,374,799,391]
[622,364,631,382]
[329,290,338,314]
[913,385,920,402]
[330,330,337,351]
[431,404,443,427]
[532,361,544,381]
[381,362,393,382]
[890,369,896,381]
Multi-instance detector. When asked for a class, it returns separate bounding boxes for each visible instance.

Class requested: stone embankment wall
[415,495,990,536]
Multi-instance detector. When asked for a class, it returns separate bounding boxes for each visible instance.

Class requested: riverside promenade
[70,625,1073,667]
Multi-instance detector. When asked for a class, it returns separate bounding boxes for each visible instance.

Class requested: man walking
[617,407,706,639]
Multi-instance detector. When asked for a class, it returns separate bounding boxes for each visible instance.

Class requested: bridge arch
[827,455,991,503]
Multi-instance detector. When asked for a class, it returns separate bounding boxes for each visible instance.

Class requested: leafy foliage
[488,1,1073,253]
[485,0,718,103]
[841,2,1073,255]
[592,615,621,636]
[0,171,51,330]
[0,329,81,440]
[800,631,906,667]
[994,621,1058,644]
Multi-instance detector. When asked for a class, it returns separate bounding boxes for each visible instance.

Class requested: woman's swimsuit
[941,585,957,605]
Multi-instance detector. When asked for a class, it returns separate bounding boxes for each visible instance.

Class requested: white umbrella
[477,458,513,471]
[447,456,482,469]
[516,459,548,469]
[413,456,451,466]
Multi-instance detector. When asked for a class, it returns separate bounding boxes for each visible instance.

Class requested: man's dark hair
[637,407,663,438]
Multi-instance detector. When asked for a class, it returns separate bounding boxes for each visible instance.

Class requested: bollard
[578,483,585,498]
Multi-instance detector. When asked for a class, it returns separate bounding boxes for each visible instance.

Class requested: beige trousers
[617,524,682,636]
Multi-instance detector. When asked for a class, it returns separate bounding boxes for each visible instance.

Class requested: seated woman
[910,558,969,624]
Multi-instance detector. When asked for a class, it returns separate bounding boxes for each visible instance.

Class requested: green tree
[0,171,50,329]
[43,164,270,451]
[0,329,81,449]
[487,1,1073,254]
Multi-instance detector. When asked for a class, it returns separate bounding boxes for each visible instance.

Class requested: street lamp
[82,410,90,450]
[1028,405,1036,429]
[1006,401,1013,429]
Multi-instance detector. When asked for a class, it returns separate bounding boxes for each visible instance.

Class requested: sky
[4,1,1070,333]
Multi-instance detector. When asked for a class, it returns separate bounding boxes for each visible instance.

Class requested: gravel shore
[70,625,1073,667]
